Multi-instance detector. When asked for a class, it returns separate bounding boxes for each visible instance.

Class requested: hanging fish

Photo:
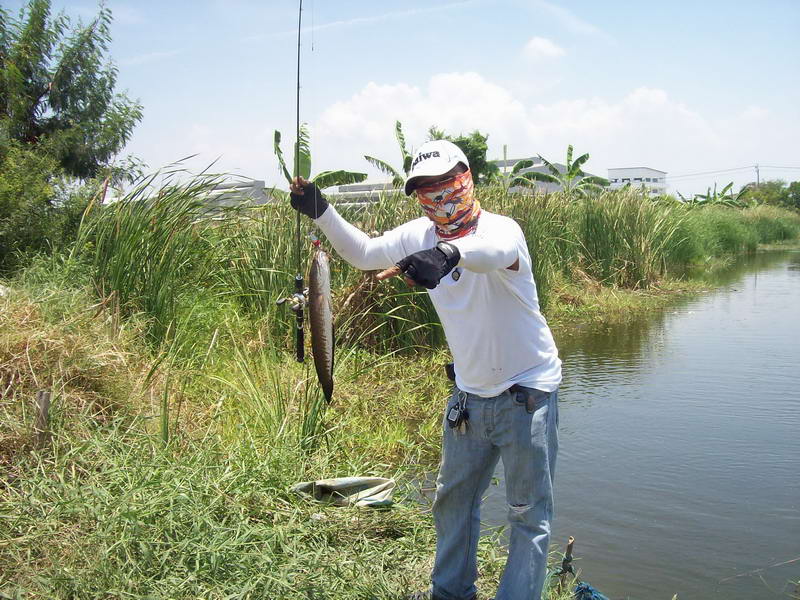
[275,0,355,404]
[308,247,334,403]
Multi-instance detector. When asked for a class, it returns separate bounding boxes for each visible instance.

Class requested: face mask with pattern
[415,169,481,240]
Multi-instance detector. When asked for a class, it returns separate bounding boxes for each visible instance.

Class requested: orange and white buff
[415,169,481,240]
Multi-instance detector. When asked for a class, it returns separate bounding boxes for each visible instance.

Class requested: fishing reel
[276,276,308,313]
[277,274,308,363]
[276,233,322,312]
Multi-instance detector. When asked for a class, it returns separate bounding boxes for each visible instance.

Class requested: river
[476,250,800,599]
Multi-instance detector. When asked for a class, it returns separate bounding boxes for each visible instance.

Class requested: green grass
[2,183,798,599]
[0,281,579,599]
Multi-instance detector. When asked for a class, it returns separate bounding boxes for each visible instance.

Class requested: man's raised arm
[290,177,397,271]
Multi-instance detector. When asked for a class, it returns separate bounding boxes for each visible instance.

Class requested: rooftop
[607,166,667,174]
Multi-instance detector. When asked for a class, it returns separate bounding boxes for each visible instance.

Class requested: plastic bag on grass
[291,476,396,508]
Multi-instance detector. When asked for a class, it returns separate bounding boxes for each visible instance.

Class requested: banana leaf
[294,124,312,180]
[273,130,292,184]
[313,170,367,190]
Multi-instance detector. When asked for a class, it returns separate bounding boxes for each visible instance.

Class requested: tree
[0,136,63,273]
[787,181,800,210]
[515,145,608,197]
[363,120,413,188]
[0,0,142,179]
[740,180,800,210]
[427,126,499,184]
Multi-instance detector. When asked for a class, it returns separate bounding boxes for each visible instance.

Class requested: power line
[666,166,753,180]
[666,165,800,181]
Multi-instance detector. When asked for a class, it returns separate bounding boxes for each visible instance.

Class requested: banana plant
[495,145,537,192]
[362,120,413,188]
[682,182,746,208]
[274,124,367,191]
[514,145,609,198]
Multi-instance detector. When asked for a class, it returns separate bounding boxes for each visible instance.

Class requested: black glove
[397,242,461,289]
[290,180,329,219]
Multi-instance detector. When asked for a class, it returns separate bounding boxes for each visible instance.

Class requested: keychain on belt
[447,391,469,434]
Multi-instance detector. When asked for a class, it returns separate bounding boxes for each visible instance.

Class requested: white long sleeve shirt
[314,206,562,396]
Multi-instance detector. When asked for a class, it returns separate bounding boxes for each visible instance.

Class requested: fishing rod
[276,0,335,403]
[292,0,305,363]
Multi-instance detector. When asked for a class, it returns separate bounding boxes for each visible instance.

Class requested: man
[289,139,561,600]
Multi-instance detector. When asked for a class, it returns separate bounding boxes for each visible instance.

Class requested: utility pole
[755,163,760,186]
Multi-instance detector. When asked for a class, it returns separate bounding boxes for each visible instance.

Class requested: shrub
[0,141,64,273]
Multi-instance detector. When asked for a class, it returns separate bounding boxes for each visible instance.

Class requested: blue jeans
[431,386,559,600]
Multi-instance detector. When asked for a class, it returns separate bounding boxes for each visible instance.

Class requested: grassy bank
[2,184,799,598]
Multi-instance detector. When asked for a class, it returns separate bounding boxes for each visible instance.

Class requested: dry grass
[0,284,165,476]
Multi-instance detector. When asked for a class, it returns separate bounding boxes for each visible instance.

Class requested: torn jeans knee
[509,502,531,514]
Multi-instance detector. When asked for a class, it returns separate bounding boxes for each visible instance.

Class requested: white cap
[404,140,469,196]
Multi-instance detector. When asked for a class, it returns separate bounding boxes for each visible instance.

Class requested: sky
[7,0,800,196]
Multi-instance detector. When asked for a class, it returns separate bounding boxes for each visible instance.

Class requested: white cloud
[124,75,793,196]
[316,73,530,172]
[312,72,795,195]
[523,37,565,61]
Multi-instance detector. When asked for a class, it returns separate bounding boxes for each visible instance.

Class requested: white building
[607,167,667,195]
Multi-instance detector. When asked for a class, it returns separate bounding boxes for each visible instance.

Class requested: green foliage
[497,188,578,309]
[576,189,686,287]
[788,181,800,210]
[427,126,500,184]
[273,130,292,183]
[740,179,800,210]
[494,145,537,193]
[680,181,748,207]
[3,181,799,599]
[0,0,142,178]
[73,170,222,346]
[274,123,366,188]
[1,278,575,599]
[313,169,369,190]
[363,120,412,188]
[363,154,403,187]
[293,124,311,180]
[0,137,64,273]
[741,204,800,243]
[515,144,609,197]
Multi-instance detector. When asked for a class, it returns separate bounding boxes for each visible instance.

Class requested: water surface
[478,250,800,599]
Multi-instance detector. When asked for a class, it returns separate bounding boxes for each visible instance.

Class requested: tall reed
[483,186,580,310]
[575,189,686,287]
[73,169,223,346]
[70,175,800,362]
